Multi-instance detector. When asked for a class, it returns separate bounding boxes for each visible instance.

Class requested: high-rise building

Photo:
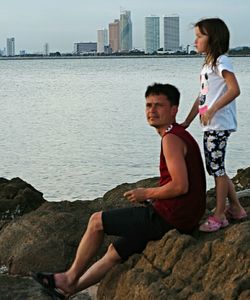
[120,10,132,52]
[109,19,120,53]
[145,16,160,54]
[44,43,49,56]
[6,37,15,56]
[163,15,180,52]
[97,29,108,53]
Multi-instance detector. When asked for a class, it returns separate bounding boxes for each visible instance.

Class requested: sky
[1,0,250,53]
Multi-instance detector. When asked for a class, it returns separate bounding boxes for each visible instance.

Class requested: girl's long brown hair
[195,18,230,67]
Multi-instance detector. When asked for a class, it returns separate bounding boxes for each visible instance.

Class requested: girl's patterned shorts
[203,130,231,177]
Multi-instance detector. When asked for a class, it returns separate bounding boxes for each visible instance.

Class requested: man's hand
[123,188,147,203]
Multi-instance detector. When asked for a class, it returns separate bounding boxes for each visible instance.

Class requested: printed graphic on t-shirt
[199,72,208,115]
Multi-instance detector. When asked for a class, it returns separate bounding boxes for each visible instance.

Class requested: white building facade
[163,15,180,52]
[145,16,160,54]
[6,37,15,56]
[97,29,108,53]
[44,43,49,56]
[74,42,97,55]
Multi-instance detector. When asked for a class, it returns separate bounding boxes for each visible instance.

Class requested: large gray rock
[0,274,92,300]
[0,177,157,275]
[0,200,102,275]
[97,222,250,300]
[0,177,45,221]
[233,167,250,190]
[0,170,249,299]
[0,274,52,300]
[96,169,250,300]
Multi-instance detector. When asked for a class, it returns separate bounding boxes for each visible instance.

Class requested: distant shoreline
[1,54,250,61]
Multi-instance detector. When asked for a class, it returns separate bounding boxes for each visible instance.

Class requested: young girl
[182,18,247,232]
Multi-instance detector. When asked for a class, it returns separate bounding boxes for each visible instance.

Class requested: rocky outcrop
[233,167,250,190]
[0,274,92,300]
[97,168,250,300]
[0,177,158,276]
[97,223,250,300]
[0,170,249,299]
[0,177,45,221]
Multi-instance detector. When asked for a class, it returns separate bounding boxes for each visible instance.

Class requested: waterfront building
[44,43,49,56]
[120,10,132,52]
[19,50,26,56]
[97,29,108,54]
[74,42,97,55]
[109,19,120,53]
[163,15,180,52]
[145,16,160,54]
[6,37,15,56]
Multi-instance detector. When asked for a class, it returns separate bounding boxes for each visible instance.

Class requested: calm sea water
[1,57,249,201]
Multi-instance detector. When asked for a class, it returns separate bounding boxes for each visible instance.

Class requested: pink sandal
[199,216,229,232]
[225,207,247,220]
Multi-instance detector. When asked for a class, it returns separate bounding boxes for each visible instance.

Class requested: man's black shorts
[102,205,173,261]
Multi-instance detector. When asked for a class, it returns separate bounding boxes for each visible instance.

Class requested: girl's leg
[214,174,246,219]
[203,131,228,220]
[213,175,228,220]
[226,174,246,213]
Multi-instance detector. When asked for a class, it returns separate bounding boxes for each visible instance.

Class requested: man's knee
[106,244,122,263]
[88,211,103,231]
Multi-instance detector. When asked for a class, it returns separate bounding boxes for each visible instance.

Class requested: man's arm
[124,134,189,203]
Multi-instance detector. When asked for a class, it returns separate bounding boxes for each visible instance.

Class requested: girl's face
[194,26,209,54]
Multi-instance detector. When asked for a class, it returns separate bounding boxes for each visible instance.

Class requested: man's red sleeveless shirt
[153,123,206,232]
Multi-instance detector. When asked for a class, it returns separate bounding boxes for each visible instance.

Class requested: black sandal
[31,272,66,300]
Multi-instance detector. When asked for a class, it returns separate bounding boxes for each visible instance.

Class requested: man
[32,83,206,299]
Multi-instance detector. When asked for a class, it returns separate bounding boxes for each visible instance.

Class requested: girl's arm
[181,96,199,128]
[201,71,240,126]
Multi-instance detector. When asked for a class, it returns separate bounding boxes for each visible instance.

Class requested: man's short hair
[145,83,180,106]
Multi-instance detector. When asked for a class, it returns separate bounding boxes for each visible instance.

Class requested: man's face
[145,94,177,129]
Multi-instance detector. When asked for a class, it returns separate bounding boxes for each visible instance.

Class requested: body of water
[1,57,249,201]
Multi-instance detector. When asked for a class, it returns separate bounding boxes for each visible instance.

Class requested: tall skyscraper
[6,37,15,56]
[97,29,108,53]
[145,16,160,54]
[109,19,120,53]
[163,15,180,52]
[120,10,132,52]
[44,43,49,56]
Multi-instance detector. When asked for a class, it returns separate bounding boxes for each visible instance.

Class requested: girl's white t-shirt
[198,55,237,132]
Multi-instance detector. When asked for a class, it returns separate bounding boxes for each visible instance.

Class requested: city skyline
[1,0,250,53]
